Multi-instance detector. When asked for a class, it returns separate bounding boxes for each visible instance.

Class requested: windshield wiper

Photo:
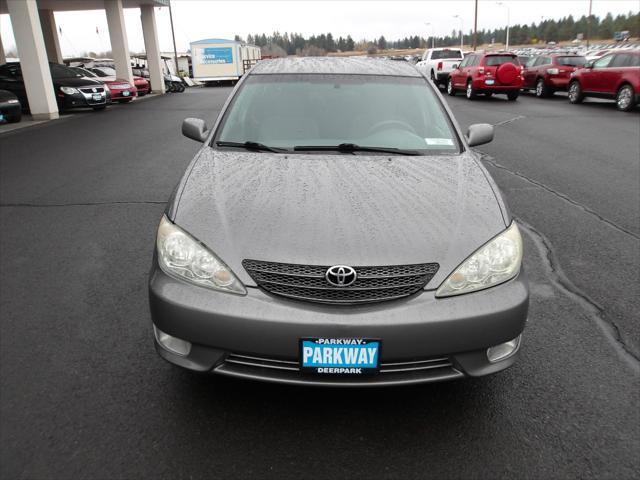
[216,141,288,153]
[293,143,421,156]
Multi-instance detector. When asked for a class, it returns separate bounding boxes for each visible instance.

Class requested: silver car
[149,57,529,386]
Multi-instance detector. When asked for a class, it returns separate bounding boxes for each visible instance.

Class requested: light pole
[425,22,435,48]
[453,15,463,49]
[496,2,510,50]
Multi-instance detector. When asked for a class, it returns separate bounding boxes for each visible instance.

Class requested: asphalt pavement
[1,86,638,479]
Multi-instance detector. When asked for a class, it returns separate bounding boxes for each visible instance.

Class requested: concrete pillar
[38,9,63,64]
[140,5,165,93]
[104,0,133,84]
[7,0,59,120]
[0,33,6,64]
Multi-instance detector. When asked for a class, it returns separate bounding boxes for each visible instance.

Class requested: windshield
[92,67,116,77]
[484,55,519,66]
[215,74,459,154]
[431,50,463,60]
[556,56,586,66]
[50,64,82,79]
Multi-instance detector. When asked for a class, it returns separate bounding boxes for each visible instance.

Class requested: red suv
[447,52,523,101]
[522,54,586,97]
[568,50,640,111]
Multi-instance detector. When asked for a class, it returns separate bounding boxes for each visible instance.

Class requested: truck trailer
[190,38,261,83]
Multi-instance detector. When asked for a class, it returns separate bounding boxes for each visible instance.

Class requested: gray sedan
[148,57,529,386]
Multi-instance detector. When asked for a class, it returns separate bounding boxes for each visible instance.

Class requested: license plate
[485,79,495,85]
[300,338,380,375]
[92,94,102,101]
[0,114,4,121]
[122,91,130,97]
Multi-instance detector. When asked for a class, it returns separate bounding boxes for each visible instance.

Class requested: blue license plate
[300,338,380,374]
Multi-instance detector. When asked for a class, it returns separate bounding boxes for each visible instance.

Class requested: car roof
[250,57,423,77]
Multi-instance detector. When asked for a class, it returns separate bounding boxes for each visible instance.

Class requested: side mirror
[182,117,209,143]
[466,123,494,147]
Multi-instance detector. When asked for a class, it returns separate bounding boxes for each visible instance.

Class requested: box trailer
[190,38,261,82]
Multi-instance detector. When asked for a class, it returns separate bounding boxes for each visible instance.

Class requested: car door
[584,54,614,92]
[605,54,632,95]
[522,57,538,87]
[452,56,470,87]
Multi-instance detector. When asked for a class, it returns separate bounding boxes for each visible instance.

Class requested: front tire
[616,84,635,112]
[507,91,519,101]
[535,78,549,98]
[447,78,456,96]
[466,80,477,100]
[568,81,584,104]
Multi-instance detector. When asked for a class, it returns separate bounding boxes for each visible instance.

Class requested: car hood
[173,149,508,288]
[53,76,103,87]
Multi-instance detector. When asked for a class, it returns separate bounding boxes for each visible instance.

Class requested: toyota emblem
[325,265,357,287]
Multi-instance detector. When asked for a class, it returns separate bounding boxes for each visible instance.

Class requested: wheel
[430,70,436,83]
[166,82,176,93]
[568,81,584,104]
[466,80,477,100]
[92,105,106,111]
[447,78,456,96]
[535,78,549,98]
[176,82,185,92]
[507,91,519,101]
[616,84,635,112]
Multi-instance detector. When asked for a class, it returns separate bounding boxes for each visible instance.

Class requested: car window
[484,55,519,66]
[538,57,551,66]
[49,63,82,79]
[610,54,632,67]
[458,57,470,68]
[629,55,640,67]
[431,50,463,60]
[593,55,614,68]
[93,67,117,77]
[215,74,460,153]
[556,56,586,67]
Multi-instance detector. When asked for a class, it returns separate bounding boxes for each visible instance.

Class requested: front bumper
[149,263,529,386]
[109,87,137,100]
[58,90,108,109]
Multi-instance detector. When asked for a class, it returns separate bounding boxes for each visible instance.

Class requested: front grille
[217,353,463,385]
[79,86,105,93]
[242,260,439,304]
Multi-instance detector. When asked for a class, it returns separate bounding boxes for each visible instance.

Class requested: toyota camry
[148,57,529,386]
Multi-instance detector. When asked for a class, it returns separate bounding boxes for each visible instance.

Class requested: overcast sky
[1,0,638,56]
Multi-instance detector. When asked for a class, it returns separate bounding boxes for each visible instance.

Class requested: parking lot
[1,86,638,479]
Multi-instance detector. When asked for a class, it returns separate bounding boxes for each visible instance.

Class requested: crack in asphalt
[0,201,167,207]
[519,218,640,372]
[479,153,640,240]
[493,115,526,126]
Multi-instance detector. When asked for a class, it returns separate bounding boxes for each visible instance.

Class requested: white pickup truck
[415,48,464,87]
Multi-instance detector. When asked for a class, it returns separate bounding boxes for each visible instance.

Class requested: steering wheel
[367,119,418,136]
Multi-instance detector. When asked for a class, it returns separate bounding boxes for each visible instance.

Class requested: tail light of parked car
[477,67,485,75]
[437,62,443,71]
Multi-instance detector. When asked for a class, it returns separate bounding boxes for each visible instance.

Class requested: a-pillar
[104,0,133,85]
[140,5,165,93]
[38,9,63,63]
[6,0,59,120]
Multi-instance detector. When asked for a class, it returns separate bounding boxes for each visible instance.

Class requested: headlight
[436,222,523,297]
[60,86,78,95]
[156,215,246,294]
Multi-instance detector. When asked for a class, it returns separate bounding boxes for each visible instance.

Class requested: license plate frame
[92,93,102,101]
[485,79,495,85]
[299,338,381,375]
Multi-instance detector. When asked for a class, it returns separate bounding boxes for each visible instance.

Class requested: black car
[0,89,21,123]
[0,62,108,112]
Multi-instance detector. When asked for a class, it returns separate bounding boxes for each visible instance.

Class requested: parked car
[568,50,640,111]
[0,62,108,111]
[0,89,21,123]
[415,47,464,87]
[87,67,138,103]
[447,52,523,100]
[149,57,529,386]
[522,54,586,97]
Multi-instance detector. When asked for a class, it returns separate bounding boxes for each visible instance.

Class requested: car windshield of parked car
[215,74,459,154]
[484,55,519,66]
[92,67,117,77]
[557,56,586,66]
[431,50,463,60]
[50,64,82,79]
